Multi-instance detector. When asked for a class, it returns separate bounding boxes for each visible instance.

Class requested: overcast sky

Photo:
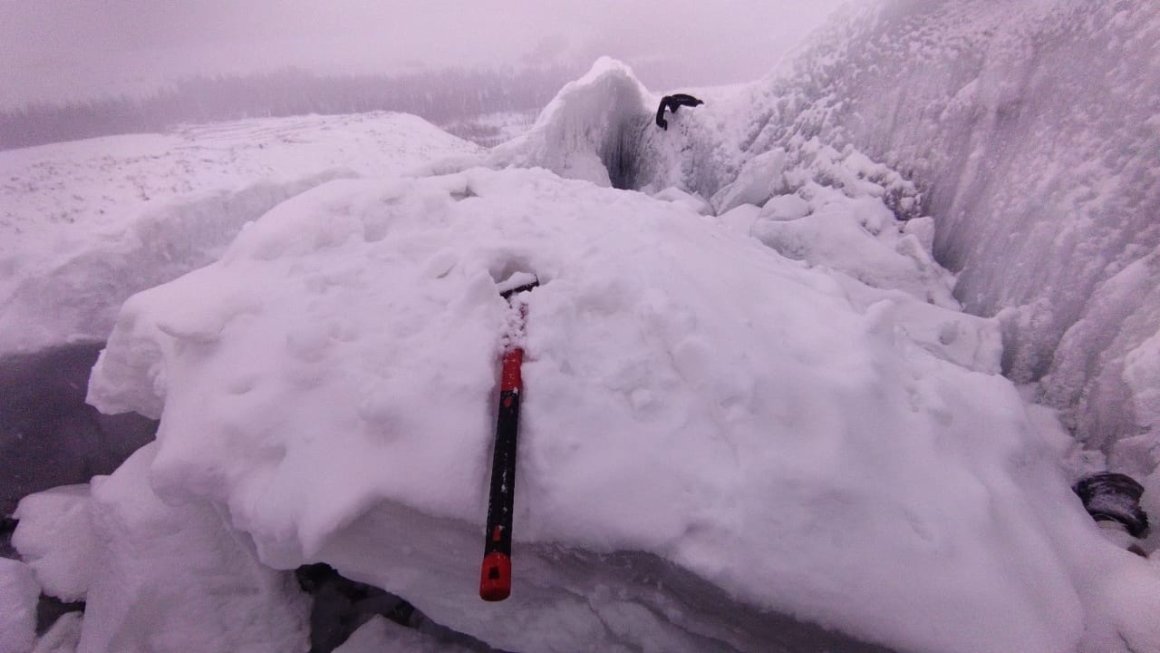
[0,0,850,109]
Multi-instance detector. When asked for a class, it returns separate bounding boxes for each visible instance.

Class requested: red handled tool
[480,274,538,601]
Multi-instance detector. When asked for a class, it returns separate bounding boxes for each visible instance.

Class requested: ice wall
[742,0,1160,462]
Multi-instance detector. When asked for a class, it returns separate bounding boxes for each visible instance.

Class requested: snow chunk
[709,147,787,214]
[752,183,957,308]
[89,166,1130,652]
[13,485,96,602]
[65,445,309,653]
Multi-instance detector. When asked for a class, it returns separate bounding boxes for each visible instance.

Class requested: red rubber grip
[479,551,512,601]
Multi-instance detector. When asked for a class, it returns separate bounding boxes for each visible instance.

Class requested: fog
[0,0,847,109]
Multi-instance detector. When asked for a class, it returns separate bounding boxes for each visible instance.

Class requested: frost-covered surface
[0,112,481,357]
[741,0,1160,462]
[80,164,1160,653]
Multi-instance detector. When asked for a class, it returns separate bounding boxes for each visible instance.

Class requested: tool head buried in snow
[497,271,539,300]
[480,273,539,601]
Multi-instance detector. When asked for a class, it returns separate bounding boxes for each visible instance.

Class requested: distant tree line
[0,66,580,150]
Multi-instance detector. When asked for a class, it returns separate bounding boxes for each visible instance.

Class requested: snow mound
[87,165,1158,652]
[0,112,481,357]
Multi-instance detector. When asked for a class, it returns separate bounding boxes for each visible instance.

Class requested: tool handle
[480,347,523,601]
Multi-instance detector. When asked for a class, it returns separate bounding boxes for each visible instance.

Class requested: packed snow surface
[76,163,1160,652]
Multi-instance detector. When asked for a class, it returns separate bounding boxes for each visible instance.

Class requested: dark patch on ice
[0,341,157,515]
[0,515,16,559]
[601,118,647,191]
[297,563,510,653]
[450,185,478,201]
[36,594,85,636]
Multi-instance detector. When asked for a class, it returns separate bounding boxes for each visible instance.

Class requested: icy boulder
[87,166,1160,652]
[744,0,1160,458]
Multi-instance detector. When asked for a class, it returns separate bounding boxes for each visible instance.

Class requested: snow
[75,160,1159,652]
[0,112,481,357]
[3,4,1160,650]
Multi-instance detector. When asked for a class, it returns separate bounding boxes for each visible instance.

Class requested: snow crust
[0,112,481,357]
[81,163,1160,652]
